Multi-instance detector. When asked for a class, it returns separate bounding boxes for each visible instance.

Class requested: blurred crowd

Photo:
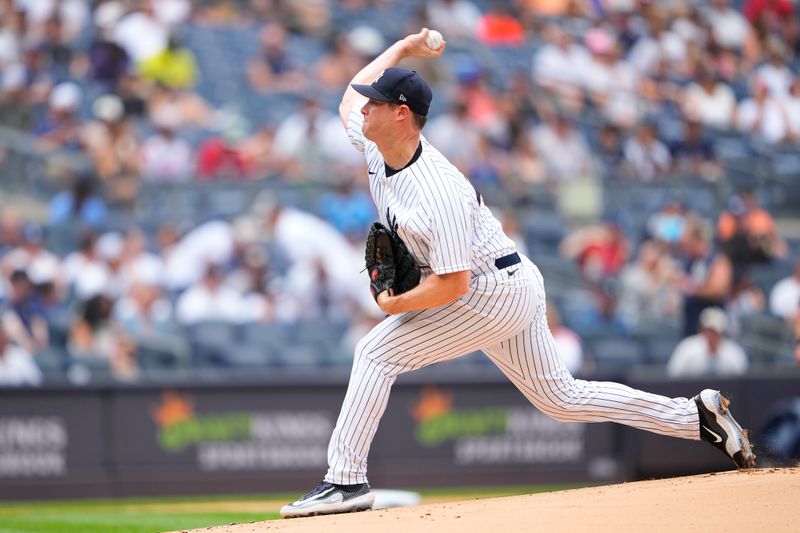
[0,0,799,384]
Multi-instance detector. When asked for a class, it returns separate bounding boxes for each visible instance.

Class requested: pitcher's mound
[193,468,800,533]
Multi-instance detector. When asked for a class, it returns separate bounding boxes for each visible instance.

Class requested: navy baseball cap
[352,67,433,117]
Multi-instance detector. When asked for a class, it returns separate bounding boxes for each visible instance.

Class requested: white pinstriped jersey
[346,109,516,278]
[323,107,702,488]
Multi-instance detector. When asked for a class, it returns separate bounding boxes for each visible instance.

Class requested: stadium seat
[68,354,113,384]
[35,346,68,380]
[738,312,794,366]
[585,337,643,374]
[185,321,239,345]
[641,337,678,366]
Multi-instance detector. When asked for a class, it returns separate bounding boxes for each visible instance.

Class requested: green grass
[0,484,581,533]
[0,498,279,533]
[0,511,273,533]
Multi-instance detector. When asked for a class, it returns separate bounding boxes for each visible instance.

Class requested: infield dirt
[183,467,799,533]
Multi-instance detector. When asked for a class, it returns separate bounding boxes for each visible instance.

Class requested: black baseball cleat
[694,389,756,469]
[280,481,374,519]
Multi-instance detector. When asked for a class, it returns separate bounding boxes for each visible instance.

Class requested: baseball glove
[365,222,421,302]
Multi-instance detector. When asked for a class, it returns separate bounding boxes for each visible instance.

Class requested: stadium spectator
[782,77,800,140]
[0,325,42,386]
[196,136,249,180]
[560,216,630,285]
[425,98,482,171]
[546,303,583,375]
[175,263,243,325]
[225,244,274,324]
[427,0,482,41]
[468,133,506,192]
[627,5,687,77]
[736,78,789,144]
[246,22,307,94]
[147,83,214,130]
[317,173,375,241]
[0,63,35,131]
[669,118,722,181]
[681,69,737,129]
[152,0,192,28]
[139,107,194,182]
[716,191,787,267]
[726,274,765,336]
[115,262,174,335]
[616,240,680,331]
[744,0,795,40]
[580,27,640,127]
[271,96,342,178]
[234,195,370,316]
[647,199,687,247]
[678,215,733,336]
[519,0,572,17]
[622,122,672,181]
[19,39,55,106]
[162,220,234,292]
[2,223,64,306]
[113,0,168,64]
[68,293,138,380]
[313,32,368,91]
[704,0,757,54]
[118,227,164,291]
[34,81,82,150]
[19,0,89,40]
[283,0,333,39]
[139,31,198,90]
[87,1,129,90]
[62,229,111,300]
[593,123,625,179]
[532,24,586,112]
[453,59,504,137]
[48,173,108,228]
[667,306,749,377]
[36,14,74,83]
[80,94,140,202]
[0,210,22,259]
[769,259,800,322]
[530,109,594,184]
[2,269,48,354]
[640,57,687,115]
[754,36,794,98]
[96,231,126,298]
[475,3,525,47]
[503,135,547,196]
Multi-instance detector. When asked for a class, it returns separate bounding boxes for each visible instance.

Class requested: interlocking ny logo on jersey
[386,208,399,233]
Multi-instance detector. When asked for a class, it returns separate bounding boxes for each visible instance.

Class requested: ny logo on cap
[373,70,385,84]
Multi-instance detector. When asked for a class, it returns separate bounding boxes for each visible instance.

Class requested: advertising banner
[108,386,343,494]
[0,389,108,498]
[369,383,621,486]
[0,369,795,499]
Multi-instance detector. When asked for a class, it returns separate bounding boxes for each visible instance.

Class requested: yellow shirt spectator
[139,47,199,89]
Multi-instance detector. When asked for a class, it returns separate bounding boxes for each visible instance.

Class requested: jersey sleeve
[428,183,475,275]
[345,108,367,153]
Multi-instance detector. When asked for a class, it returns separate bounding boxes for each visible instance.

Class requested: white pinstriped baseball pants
[325,259,700,485]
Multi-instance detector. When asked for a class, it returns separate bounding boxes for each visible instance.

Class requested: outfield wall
[0,366,797,499]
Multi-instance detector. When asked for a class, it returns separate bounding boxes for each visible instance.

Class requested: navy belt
[494,252,521,270]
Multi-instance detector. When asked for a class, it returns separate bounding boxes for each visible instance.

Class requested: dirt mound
[189,468,800,533]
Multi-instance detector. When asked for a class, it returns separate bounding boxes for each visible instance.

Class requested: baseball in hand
[425,30,444,51]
